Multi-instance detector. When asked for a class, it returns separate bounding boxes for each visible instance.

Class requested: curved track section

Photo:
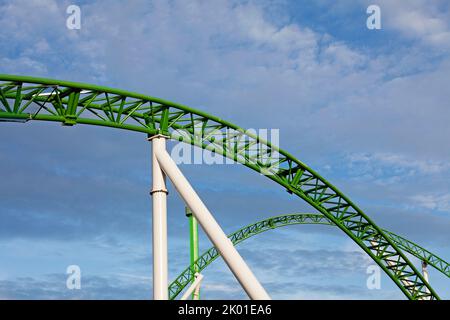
[169,213,449,299]
[0,75,438,299]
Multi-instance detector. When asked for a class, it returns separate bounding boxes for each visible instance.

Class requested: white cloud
[201,282,242,294]
[348,152,449,175]
[410,193,450,212]
[321,42,367,68]
[378,0,450,49]
[0,0,377,122]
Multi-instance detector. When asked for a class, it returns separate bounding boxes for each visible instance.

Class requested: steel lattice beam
[0,74,441,300]
[169,213,449,300]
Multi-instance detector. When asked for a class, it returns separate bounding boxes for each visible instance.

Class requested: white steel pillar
[422,261,430,299]
[154,147,271,300]
[181,273,204,300]
[149,135,169,300]
[422,261,429,283]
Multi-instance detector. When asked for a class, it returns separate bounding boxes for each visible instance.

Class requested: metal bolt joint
[150,188,168,195]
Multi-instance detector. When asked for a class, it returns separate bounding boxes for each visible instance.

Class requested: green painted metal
[169,213,449,300]
[0,74,440,300]
[185,207,200,299]
[382,230,449,278]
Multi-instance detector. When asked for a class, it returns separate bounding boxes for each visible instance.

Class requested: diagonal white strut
[181,273,204,300]
[154,144,271,300]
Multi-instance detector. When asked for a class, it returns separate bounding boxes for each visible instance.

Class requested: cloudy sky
[0,0,449,299]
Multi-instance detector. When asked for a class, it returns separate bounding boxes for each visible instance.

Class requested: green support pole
[185,207,200,300]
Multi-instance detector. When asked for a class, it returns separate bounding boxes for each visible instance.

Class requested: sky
[0,0,449,299]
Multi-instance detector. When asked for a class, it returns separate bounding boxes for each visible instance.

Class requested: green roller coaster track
[170,213,449,300]
[0,74,442,299]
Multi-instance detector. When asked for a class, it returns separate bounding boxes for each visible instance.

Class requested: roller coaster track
[169,213,449,299]
[0,75,440,299]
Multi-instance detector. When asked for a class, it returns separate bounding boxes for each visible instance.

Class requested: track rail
[0,75,439,299]
[169,213,449,299]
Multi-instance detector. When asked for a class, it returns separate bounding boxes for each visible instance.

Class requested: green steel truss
[0,75,440,300]
[170,213,449,300]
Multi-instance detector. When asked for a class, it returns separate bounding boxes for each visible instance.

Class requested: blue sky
[0,0,449,299]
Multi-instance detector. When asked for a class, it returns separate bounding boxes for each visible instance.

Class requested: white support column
[181,273,204,300]
[422,261,429,283]
[422,261,430,299]
[154,147,271,300]
[149,135,169,300]
[192,278,201,300]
